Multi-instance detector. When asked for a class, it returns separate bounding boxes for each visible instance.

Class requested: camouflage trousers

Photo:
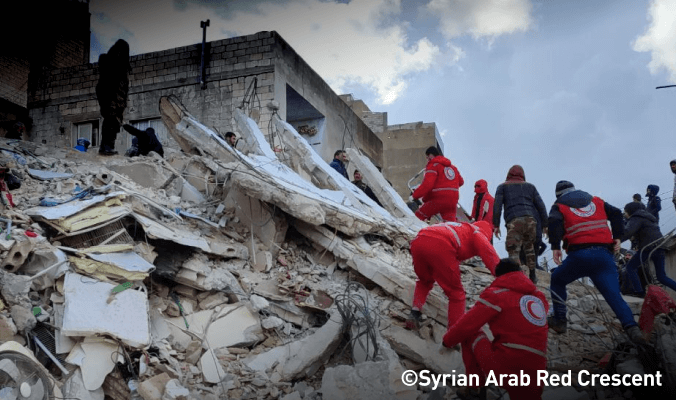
[505,216,537,271]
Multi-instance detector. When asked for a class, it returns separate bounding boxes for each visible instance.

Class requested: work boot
[547,316,567,334]
[626,326,649,347]
[529,268,538,284]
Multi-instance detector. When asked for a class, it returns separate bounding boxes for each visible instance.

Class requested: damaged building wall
[270,35,383,167]
[26,31,384,169]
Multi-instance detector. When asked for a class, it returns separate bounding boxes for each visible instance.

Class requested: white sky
[91,0,676,262]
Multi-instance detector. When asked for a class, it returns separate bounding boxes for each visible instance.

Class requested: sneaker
[529,268,538,284]
[548,316,567,334]
[626,326,649,347]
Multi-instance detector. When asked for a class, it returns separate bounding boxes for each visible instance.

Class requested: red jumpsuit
[471,179,494,230]
[411,221,498,327]
[413,155,463,222]
[443,271,549,400]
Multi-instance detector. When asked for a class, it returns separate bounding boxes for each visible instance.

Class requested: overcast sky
[91,0,676,261]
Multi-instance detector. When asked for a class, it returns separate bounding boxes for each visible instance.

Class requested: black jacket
[122,124,164,157]
[621,209,662,250]
[548,190,623,252]
[492,182,548,227]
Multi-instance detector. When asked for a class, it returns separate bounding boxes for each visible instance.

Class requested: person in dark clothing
[547,181,647,347]
[125,137,139,157]
[621,202,676,297]
[352,170,382,207]
[329,150,348,180]
[224,131,238,148]
[96,39,130,156]
[645,184,661,222]
[633,193,642,203]
[122,124,164,157]
[493,165,548,283]
[5,121,26,140]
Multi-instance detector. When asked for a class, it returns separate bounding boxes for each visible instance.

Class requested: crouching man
[442,259,549,400]
[406,221,499,330]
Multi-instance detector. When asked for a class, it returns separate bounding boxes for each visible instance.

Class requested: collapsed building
[1,3,676,400]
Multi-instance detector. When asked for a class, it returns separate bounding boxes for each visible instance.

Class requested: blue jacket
[329,158,348,180]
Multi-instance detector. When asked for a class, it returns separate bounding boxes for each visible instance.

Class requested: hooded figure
[471,179,494,230]
[406,221,499,331]
[645,184,661,222]
[442,258,549,400]
[547,181,648,347]
[122,124,164,157]
[412,146,463,222]
[492,165,547,283]
[620,201,676,297]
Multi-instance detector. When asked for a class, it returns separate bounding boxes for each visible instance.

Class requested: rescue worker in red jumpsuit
[442,258,549,400]
[405,221,499,330]
[412,146,464,222]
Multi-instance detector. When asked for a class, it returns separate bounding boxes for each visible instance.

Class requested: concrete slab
[205,304,263,349]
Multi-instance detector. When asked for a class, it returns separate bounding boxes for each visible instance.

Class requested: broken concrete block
[184,340,202,365]
[1,236,34,273]
[205,304,264,349]
[253,250,273,272]
[0,315,17,342]
[67,337,121,391]
[198,292,229,310]
[249,294,270,311]
[62,272,150,347]
[162,379,190,400]
[138,372,171,400]
[261,316,284,330]
[10,305,36,332]
[321,361,418,400]
[244,308,342,381]
[0,270,32,308]
[199,350,226,384]
[0,239,15,251]
[381,324,464,374]
[63,368,105,400]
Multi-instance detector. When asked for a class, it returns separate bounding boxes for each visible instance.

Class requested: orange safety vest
[557,197,612,246]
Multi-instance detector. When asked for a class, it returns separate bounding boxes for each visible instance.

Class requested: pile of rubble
[0,96,673,400]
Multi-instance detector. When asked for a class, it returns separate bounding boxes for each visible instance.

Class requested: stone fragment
[10,305,36,332]
[162,379,190,400]
[200,349,226,384]
[321,361,418,400]
[249,294,270,311]
[138,372,171,400]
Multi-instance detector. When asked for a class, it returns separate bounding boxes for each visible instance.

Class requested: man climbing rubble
[442,258,549,400]
[493,165,547,283]
[329,149,349,180]
[96,39,130,156]
[406,221,499,331]
[411,146,464,222]
[546,180,648,346]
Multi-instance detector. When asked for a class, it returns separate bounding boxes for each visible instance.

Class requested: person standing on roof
[405,221,499,331]
[645,184,661,222]
[411,147,464,222]
[621,202,676,297]
[329,150,349,180]
[471,179,494,229]
[442,258,548,400]
[492,165,547,283]
[547,181,648,346]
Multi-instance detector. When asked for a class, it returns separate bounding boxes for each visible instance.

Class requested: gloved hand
[438,341,461,354]
[405,309,422,331]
